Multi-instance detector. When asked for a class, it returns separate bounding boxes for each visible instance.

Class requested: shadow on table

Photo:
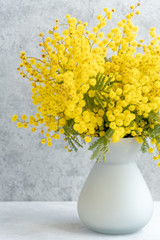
[52,221,143,238]
[53,221,98,236]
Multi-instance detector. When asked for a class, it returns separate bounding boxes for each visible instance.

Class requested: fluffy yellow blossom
[89,78,96,86]
[41,139,46,144]
[85,136,92,143]
[22,123,28,128]
[55,134,60,139]
[48,141,52,147]
[30,58,36,65]
[151,139,156,144]
[12,3,160,165]
[12,115,18,122]
[21,114,27,120]
[148,148,154,153]
[31,127,36,132]
[17,122,22,128]
[98,32,104,38]
[59,129,65,134]
[136,137,143,144]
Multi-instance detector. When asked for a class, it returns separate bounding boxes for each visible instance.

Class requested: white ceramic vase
[77,138,153,235]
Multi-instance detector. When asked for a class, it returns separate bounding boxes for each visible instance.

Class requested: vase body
[77,138,153,235]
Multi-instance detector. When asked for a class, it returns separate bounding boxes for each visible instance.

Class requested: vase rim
[91,137,136,142]
[109,137,138,145]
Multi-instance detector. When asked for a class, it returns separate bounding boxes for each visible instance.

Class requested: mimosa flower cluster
[12,3,160,166]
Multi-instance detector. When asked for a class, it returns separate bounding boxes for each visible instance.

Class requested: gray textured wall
[0,0,160,201]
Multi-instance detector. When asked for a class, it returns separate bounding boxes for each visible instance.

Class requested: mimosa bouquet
[12,3,160,166]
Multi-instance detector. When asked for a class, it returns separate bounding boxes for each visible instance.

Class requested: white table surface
[0,201,160,240]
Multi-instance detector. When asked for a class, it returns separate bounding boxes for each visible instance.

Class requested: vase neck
[102,138,141,165]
